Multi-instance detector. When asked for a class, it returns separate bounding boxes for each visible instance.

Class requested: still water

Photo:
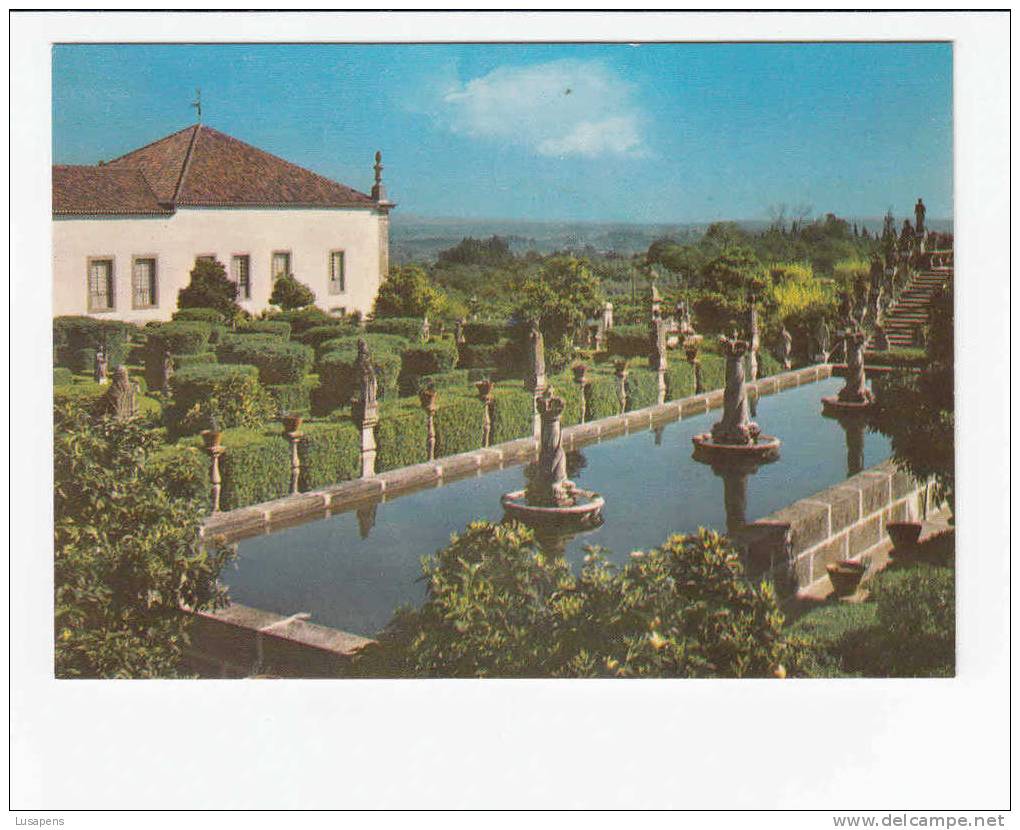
[225,376,889,636]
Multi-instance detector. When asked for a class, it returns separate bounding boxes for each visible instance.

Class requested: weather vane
[191,88,202,124]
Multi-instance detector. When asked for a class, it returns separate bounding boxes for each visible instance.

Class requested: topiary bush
[315,332,408,362]
[367,317,424,340]
[214,428,292,510]
[177,258,241,320]
[165,364,275,438]
[457,340,511,370]
[315,347,401,414]
[267,306,336,335]
[172,307,224,324]
[217,337,313,385]
[870,565,955,677]
[298,421,361,491]
[398,339,459,395]
[53,316,136,371]
[605,324,649,359]
[235,320,292,340]
[146,321,213,356]
[462,321,508,345]
[419,368,488,391]
[295,323,360,351]
[265,377,317,415]
[376,403,430,471]
[269,274,316,311]
[434,394,485,457]
[53,367,73,386]
[353,524,804,678]
[490,385,535,444]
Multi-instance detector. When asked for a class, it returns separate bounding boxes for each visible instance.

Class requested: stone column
[614,360,629,414]
[205,444,224,514]
[745,299,760,382]
[476,379,495,448]
[419,386,437,461]
[353,339,379,478]
[685,339,704,394]
[572,363,590,423]
[525,320,547,439]
[286,430,302,495]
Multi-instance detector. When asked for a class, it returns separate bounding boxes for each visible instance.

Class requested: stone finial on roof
[372,150,389,204]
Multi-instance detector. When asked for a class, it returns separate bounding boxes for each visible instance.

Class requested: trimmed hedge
[53,316,135,371]
[218,337,313,385]
[267,307,336,335]
[605,324,649,359]
[316,332,408,362]
[376,401,430,472]
[54,381,161,418]
[296,323,360,350]
[236,320,292,340]
[165,364,275,437]
[172,351,218,369]
[172,308,224,324]
[367,317,424,340]
[298,421,362,490]
[398,339,459,395]
[265,377,318,415]
[457,339,511,370]
[435,394,486,458]
[462,321,508,345]
[419,368,488,390]
[213,428,292,511]
[146,321,212,356]
[53,367,73,386]
[316,347,401,414]
[491,385,535,444]
[144,348,218,390]
[864,348,927,369]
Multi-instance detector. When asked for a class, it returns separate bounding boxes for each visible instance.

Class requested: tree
[353,522,804,678]
[373,264,447,319]
[54,401,233,677]
[269,274,316,310]
[699,246,767,302]
[509,255,605,370]
[436,235,516,268]
[178,258,241,320]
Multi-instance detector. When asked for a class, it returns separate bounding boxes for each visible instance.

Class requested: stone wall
[734,459,940,598]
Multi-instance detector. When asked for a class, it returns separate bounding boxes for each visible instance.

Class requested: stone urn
[281,413,303,434]
[572,363,588,384]
[613,358,628,376]
[827,559,867,598]
[418,386,437,410]
[886,521,923,555]
[200,429,222,450]
[475,378,495,401]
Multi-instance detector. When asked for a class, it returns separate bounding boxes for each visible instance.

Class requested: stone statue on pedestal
[93,345,109,385]
[914,198,926,236]
[710,335,760,446]
[837,328,874,405]
[454,318,466,346]
[815,319,831,362]
[100,366,138,421]
[161,349,174,392]
[525,320,546,393]
[420,315,430,343]
[524,390,573,507]
[780,326,793,370]
[354,339,378,418]
[649,310,667,371]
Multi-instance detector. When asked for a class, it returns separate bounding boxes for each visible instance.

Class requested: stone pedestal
[614,361,629,414]
[476,380,495,448]
[204,444,225,513]
[285,431,303,495]
[420,387,437,461]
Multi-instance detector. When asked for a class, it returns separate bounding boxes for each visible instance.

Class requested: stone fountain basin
[691,433,781,464]
[501,488,605,525]
[821,395,874,415]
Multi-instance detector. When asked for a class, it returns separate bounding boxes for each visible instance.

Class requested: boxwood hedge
[165,364,275,437]
[462,321,508,345]
[376,401,430,472]
[267,307,336,335]
[53,316,136,371]
[398,339,459,395]
[605,324,649,359]
[172,308,224,324]
[315,332,408,361]
[217,337,313,385]
[53,367,73,386]
[296,323,360,350]
[316,347,401,413]
[235,319,292,340]
[367,317,424,340]
[298,420,362,490]
[146,321,213,356]
[265,377,318,415]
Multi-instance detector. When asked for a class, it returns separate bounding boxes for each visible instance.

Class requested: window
[132,257,158,308]
[271,251,291,282]
[329,250,346,295]
[87,258,114,312]
[196,254,216,264]
[232,255,251,300]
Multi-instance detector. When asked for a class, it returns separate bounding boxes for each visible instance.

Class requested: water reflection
[701,456,769,536]
[356,502,378,539]
[824,410,868,477]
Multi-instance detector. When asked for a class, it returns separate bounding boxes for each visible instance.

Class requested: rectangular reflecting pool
[223,376,890,637]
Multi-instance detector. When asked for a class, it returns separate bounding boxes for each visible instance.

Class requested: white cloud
[439,59,646,159]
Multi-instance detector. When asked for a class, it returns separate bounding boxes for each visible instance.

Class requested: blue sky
[52,43,953,223]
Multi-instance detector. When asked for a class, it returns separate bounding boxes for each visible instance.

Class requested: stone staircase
[871,267,951,350]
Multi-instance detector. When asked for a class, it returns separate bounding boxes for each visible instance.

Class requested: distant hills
[390,213,954,263]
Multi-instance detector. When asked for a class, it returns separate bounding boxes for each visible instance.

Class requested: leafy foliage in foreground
[54,401,233,678]
[353,522,803,678]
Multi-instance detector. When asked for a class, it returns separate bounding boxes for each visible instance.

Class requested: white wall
[52,205,390,323]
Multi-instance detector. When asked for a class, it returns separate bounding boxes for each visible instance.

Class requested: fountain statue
[692,335,780,463]
[822,327,875,415]
[501,388,604,527]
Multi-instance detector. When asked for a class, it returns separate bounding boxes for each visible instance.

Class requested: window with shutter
[132,258,157,308]
[329,250,345,294]
[232,255,251,299]
[87,258,114,312]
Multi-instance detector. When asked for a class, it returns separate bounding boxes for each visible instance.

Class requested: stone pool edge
[201,362,834,544]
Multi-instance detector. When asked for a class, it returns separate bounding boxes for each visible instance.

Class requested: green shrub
[315,332,408,362]
[53,400,232,677]
[267,306,336,335]
[265,377,317,415]
[491,385,535,444]
[54,381,161,419]
[419,368,488,391]
[217,338,312,385]
[587,374,623,419]
[865,348,927,369]
[178,258,241,320]
[165,364,275,437]
[434,394,485,457]
[172,307,224,324]
[354,525,803,678]
[462,321,508,345]
[605,324,648,358]
[53,316,135,371]
[217,428,292,510]
[367,317,424,340]
[398,339,459,395]
[295,421,361,490]
[296,323,360,350]
[172,352,218,369]
[457,340,511,370]
[146,321,212,356]
[871,565,955,677]
[315,347,401,414]
[376,403,430,471]
[269,274,316,311]
[53,367,73,386]
[235,320,292,340]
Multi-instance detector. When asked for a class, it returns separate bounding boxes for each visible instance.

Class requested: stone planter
[887,521,923,554]
[201,429,223,450]
[281,414,303,434]
[827,560,867,598]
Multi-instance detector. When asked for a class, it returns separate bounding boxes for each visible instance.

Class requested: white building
[53,124,394,322]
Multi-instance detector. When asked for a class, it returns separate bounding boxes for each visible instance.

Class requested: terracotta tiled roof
[54,124,377,214]
[52,164,170,215]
